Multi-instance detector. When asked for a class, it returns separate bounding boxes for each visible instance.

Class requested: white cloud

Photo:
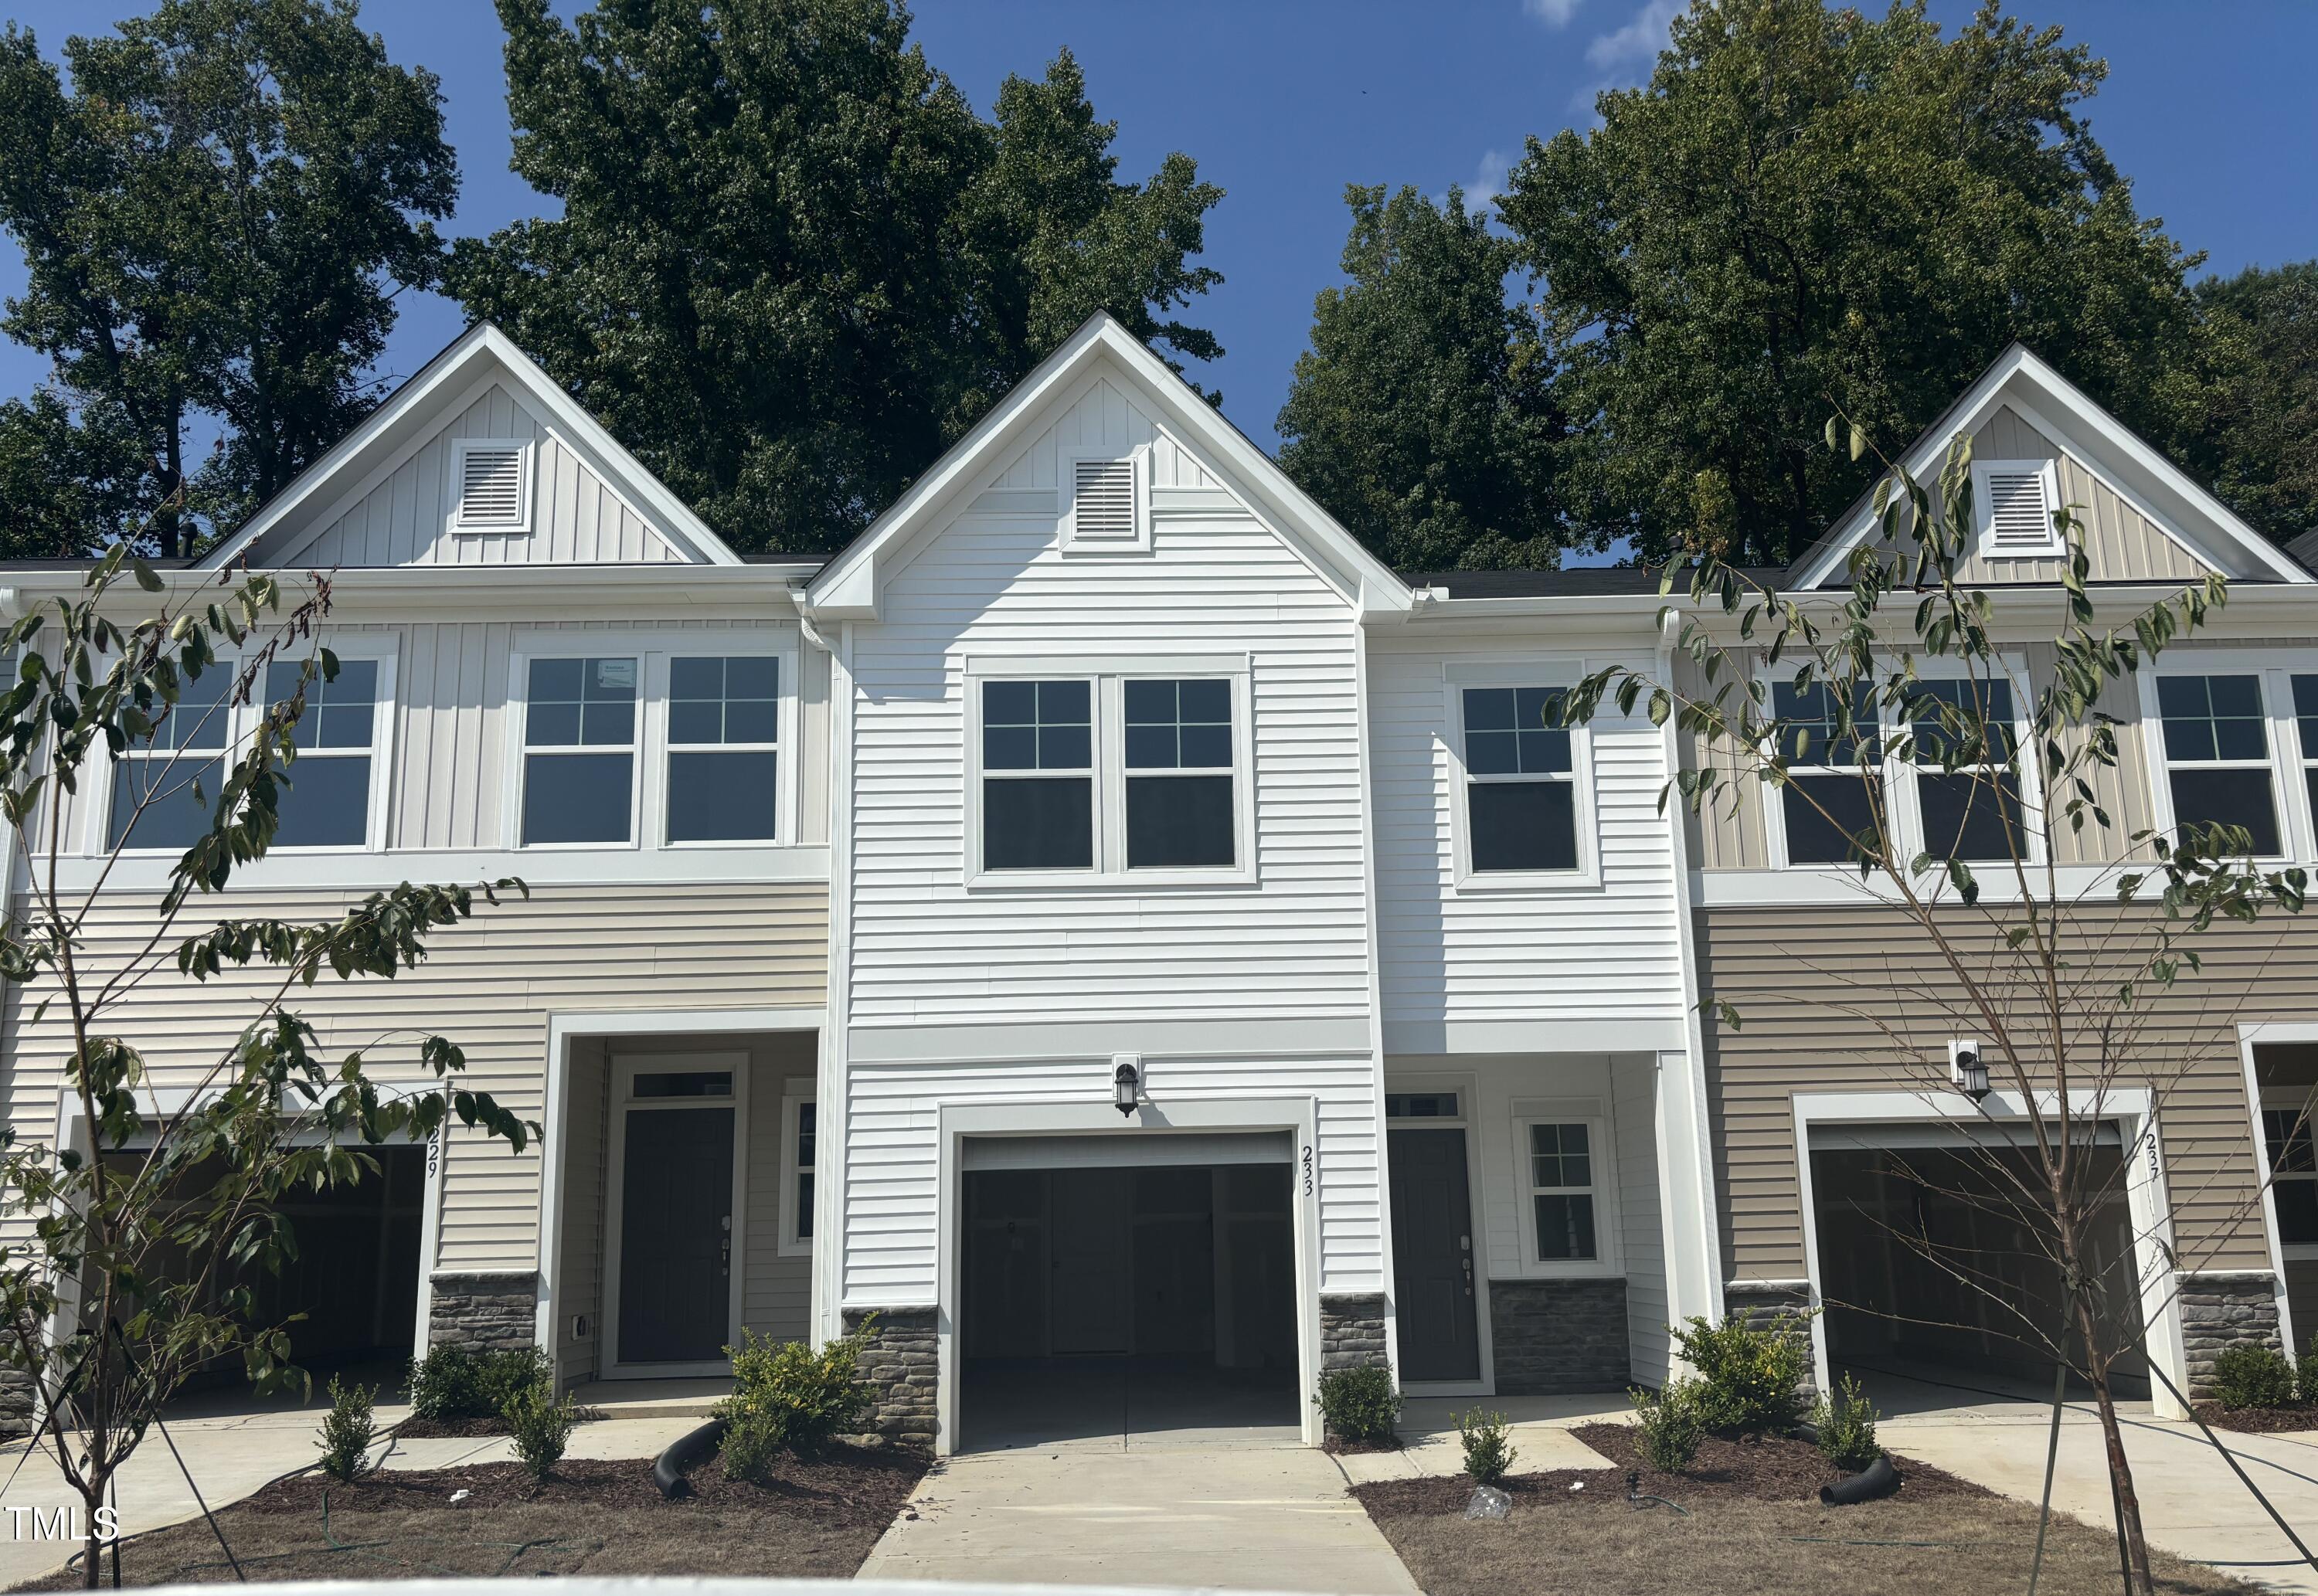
[1524,0,1585,26]
[1585,0,1681,72]
[1461,149,1514,212]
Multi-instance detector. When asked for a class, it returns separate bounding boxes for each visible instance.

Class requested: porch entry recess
[607,1054,745,1370]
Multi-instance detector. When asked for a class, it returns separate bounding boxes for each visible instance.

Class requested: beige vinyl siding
[1950,407,2212,586]
[290,383,688,567]
[555,1040,612,1385]
[1674,649,1769,871]
[0,883,828,1278]
[740,1033,815,1341]
[1698,903,2303,1286]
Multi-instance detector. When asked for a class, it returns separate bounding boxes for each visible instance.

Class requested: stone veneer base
[1487,1278,1630,1394]
[427,1270,539,1350]
[845,1306,937,1448]
[2177,1271,2282,1401]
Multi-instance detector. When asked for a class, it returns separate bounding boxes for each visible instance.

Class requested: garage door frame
[933,1095,1323,1456]
[1790,1087,2189,1418]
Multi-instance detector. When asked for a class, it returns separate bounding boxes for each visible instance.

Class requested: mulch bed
[1322,1434,1404,1455]
[392,1417,511,1439]
[2190,1401,2318,1435]
[1351,1423,1990,1518]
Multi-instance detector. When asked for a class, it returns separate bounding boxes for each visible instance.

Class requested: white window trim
[1510,1097,1621,1278]
[505,627,800,856]
[961,652,1256,889]
[1886,654,2047,877]
[1058,444,1153,555]
[778,1084,817,1258]
[1970,457,2065,559]
[654,651,794,851]
[90,637,401,858]
[448,436,536,537]
[599,1051,749,1377]
[2136,653,2303,867]
[1442,660,1602,892]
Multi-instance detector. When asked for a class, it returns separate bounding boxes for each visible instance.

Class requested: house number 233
[1301,1143,1314,1197]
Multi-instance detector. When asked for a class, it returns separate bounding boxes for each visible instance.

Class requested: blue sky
[3,0,2315,452]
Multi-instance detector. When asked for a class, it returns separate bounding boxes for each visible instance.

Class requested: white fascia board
[1792,345,2306,591]
[803,312,1414,622]
[202,323,743,571]
[5,562,808,620]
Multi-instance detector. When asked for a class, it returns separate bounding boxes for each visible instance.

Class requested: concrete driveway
[1869,1372,2318,1594]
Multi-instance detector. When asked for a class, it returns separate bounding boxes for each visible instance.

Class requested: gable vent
[458,445,527,526]
[1072,457,1138,541]
[1984,469,2052,548]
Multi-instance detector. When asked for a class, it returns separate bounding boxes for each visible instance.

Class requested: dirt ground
[10,1445,925,1589]
[1353,1425,2256,1596]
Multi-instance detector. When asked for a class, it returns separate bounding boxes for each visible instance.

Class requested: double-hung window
[108,665,233,851]
[666,656,779,844]
[2154,674,2279,855]
[1460,686,1579,874]
[1773,681,1883,866]
[980,680,1095,870]
[1906,677,2026,864]
[2290,675,2318,833]
[263,657,382,849]
[1523,1121,1599,1263]
[522,657,638,845]
[1123,678,1235,868]
[2262,1104,2317,1248]
[970,662,1249,882]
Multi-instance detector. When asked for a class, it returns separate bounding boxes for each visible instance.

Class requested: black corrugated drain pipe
[653,1416,729,1499]
[1820,1455,1902,1506]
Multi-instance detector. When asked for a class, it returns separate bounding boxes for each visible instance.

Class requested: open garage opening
[959,1138,1300,1451]
[1809,1132,2150,1409]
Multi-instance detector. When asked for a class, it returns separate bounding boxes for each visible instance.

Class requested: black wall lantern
[1949,1038,1991,1103]
[1113,1055,1142,1118]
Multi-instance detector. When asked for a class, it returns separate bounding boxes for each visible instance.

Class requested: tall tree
[1277,185,1567,571]
[1498,0,2200,566]
[451,0,1223,556]
[0,1,457,559]
[2172,262,2318,549]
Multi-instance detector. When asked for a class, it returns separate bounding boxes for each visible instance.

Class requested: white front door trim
[600,1051,749,1377]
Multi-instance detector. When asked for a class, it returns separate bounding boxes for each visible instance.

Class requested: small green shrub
[1313,1364,1400,1445]
[1456,1409,1518,1486]
[503,1384,578,1479]
[315,1376,377,1482]
[2302,1337,2318,1405]
[1810,1374,1881,1473]
[715,1323,879,1482]
[1672,1312,1813,1435]
[407,1343,552,1422]
[1630,1378,1707,1474]
[2213,1343,2298,1410]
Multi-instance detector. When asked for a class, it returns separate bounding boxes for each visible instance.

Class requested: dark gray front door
[618,1105,734,1363]
[1389,1127,1480,1381]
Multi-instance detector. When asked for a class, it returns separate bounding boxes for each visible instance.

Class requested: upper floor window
[1460,686,1577,874]
[1124,679,1234,869]
[108,665,233,852]
[1773,681,1882,865]
[969,660,1250,885]
[667,656,778,844]
[522,657,638,845]
[2155,674,2279,855]
[2291,675,2318,829]
[2262,1105,2316,1248]
[263,658,380,849]
[1906,677,2024,864]
[981,679,1094,870]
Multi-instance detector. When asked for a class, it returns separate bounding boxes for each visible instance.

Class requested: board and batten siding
[842,1052,1384,1303]
[0,883,828,1275]
[287,383,687,568]
[1370,640,1688,1040]
[1697,903,2299,1285]
[1951,406,2212,588]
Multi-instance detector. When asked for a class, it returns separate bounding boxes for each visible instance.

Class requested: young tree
[452,0,1223,555]
[0,0,458,558]
[1498,0,2201,566]
[0,550,532,1588]
[1555,415,2307,1594]
[1276,185,1569,571]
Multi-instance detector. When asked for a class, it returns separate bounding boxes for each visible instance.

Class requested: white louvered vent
[1071,457,1139,541]
[1984,468,2053,549]
[457,444,527,528]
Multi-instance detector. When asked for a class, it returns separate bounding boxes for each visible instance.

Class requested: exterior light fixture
[1949,1039,1991,1103]
[1113,1054,1142,1118]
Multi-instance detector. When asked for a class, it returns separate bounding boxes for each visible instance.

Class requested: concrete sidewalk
[1878,1381,2318,1595]
[859,1440,1419,1593]
[0,1404,697,1588]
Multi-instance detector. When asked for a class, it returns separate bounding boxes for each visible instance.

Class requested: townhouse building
[0,316,2306,1450]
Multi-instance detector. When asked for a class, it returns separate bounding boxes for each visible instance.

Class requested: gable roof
[804,313,1414,620]
[200,321,743,569]
[1784,343,2307,591]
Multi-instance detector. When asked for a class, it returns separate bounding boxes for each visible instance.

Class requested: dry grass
[9,1446,925,1590]
[1363,1491,2255,1596]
